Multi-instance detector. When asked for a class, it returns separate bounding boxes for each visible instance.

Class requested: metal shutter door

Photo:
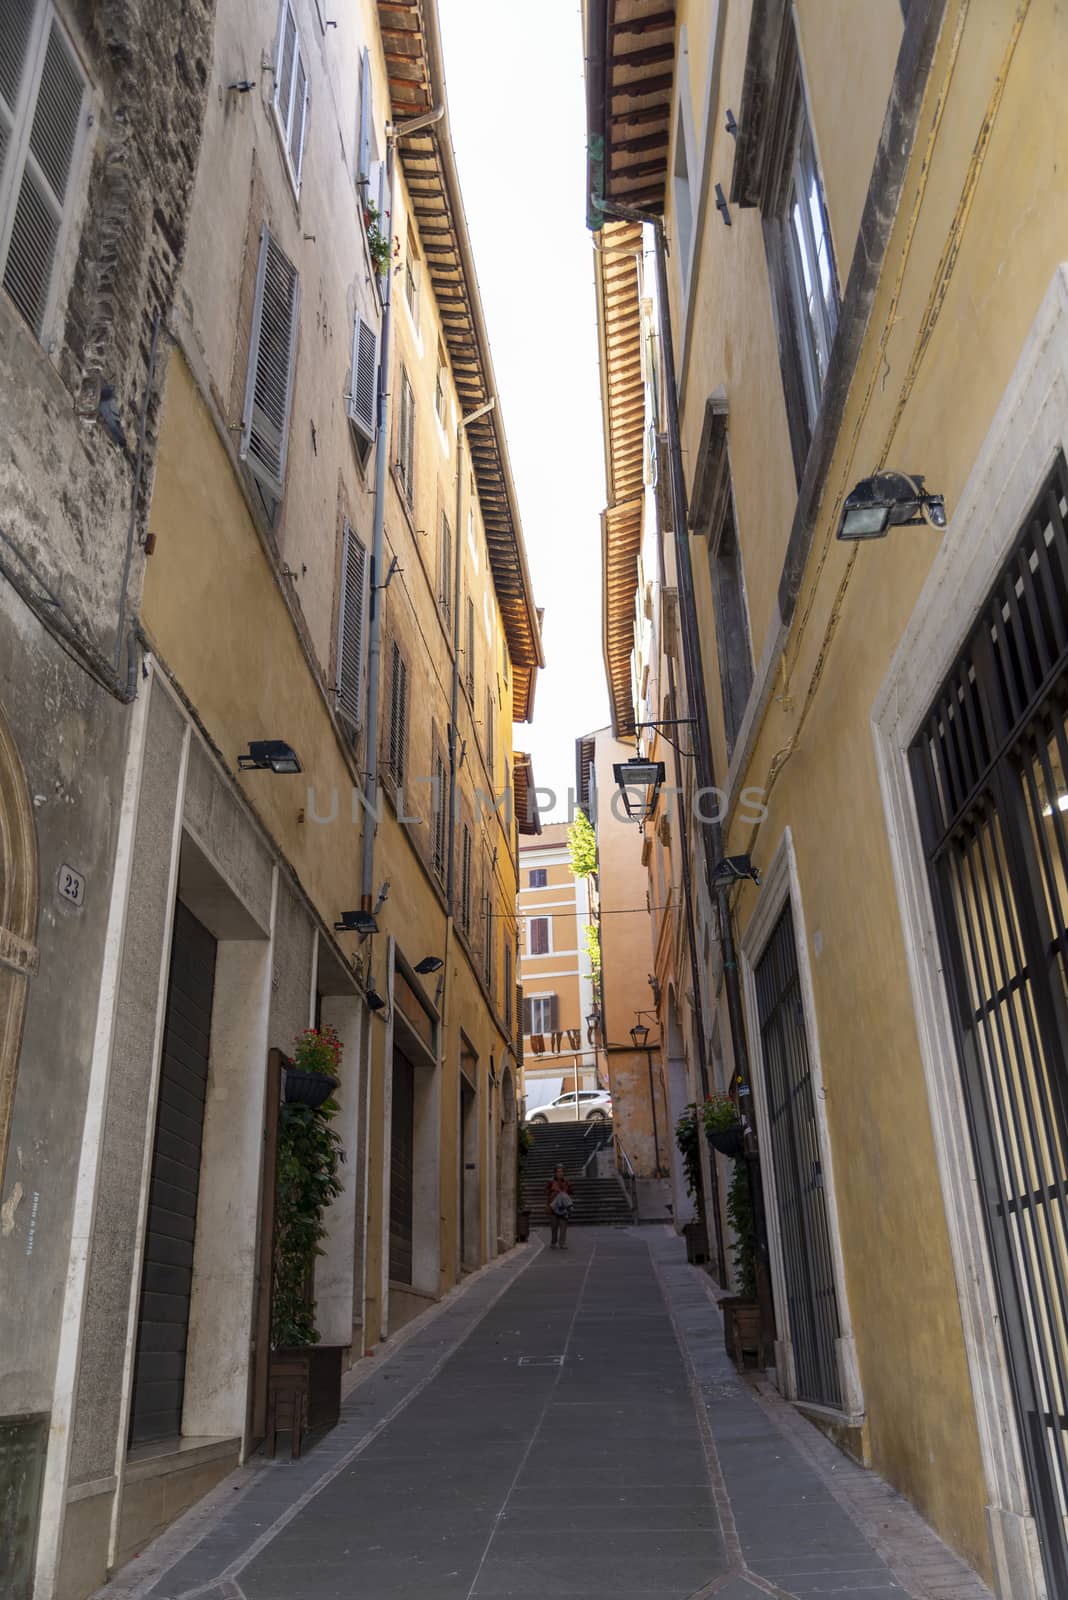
[389,1051,415,1285]
[129,902,217,1445]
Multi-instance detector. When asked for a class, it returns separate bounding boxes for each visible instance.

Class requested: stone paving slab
[95,1228,995,1600]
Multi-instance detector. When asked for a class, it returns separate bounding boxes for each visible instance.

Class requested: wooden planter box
[266,1344,343,1458]
[682,1219,708,1265]
[516,1209,531,1242]
[721,1297,762,1370]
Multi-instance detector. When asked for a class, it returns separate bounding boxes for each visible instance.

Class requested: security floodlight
[710,854,761,889]
[238,739,302,774]
[837,472,946,542]
[334,909,378,935]
[366,986,386,1012]
[612,757,666,822]
[414,955,444,974]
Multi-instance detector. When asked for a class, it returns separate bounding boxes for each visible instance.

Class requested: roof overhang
[377,0,544,721]
[594,217,645,740]
[585,0,677,231]
[513,751,541,836]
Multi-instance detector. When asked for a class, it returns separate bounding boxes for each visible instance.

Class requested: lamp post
[630,1010,663,1177]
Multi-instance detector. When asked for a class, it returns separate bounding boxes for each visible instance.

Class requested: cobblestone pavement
[96,1230,993,1600]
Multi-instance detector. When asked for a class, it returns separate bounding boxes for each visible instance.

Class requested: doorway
[389,1049,415,1286]
[460,1050,478,1272]
[129,902,217,1445]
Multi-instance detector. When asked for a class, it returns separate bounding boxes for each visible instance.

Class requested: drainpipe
[359,100,444,912]
[446,397,496,913]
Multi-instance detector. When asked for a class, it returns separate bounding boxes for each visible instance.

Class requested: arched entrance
[0,702,39,1190]
[496,1061,517,1248]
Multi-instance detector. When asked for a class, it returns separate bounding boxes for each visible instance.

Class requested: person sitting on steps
[547,1163,573,1250]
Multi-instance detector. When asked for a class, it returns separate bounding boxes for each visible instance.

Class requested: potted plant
[284,1025,341,1108]
[516,1121,532,1242]
[675,1105,708,1264]
[267,1080,345,1455]
[702,1091,745,1158]
[721,1156,762,1368]
[363,200,391,277]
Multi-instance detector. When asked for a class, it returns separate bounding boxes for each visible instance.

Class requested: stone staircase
[521,1120,635,1226]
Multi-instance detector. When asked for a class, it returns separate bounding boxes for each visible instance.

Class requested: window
[464,593,475,699]
[0,2,87,340]
[438,510,452,622]
[528,868,547,889]
[396,366,415,504]
[404,224,419,323]
[529,917,549,956]
[434,340,447,424]
[709,495,753,757]
[432,750,446,880]
[387,640,409,787]
[240,226,300,505]
[460,824,472,935]
[483,892,493,987]
[335,521,368,733]
[356,46,372,188]
[484,684,495,783]
[730,12,839,480]
[348,310,378,455]
[272,1,309,194]
[524,994,557,1036]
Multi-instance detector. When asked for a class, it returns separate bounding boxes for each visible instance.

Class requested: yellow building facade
[518,823,599,1112]
[35,3,541,1593]
[588,1,1068,1594]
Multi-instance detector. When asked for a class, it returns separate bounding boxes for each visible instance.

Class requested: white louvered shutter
[241,226,300,500]
[348,311,377,443]
[1,9,86,339]
[273,2,307,192]
[357,48,372,186]
[336,522,367,731]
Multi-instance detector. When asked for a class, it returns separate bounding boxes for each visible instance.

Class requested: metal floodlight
[366,986,386,1012]
[334,909,378,935]
[238,739,302,774]
[414,955,444,974]
[612,757,666,822]
[837,472,947,542]
[630,1022,650,1049]
[710,854,761,889]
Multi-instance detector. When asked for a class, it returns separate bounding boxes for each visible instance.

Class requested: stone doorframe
[738,827,864,1426]
[0,696,39,1190]
[871,268,1068,1600]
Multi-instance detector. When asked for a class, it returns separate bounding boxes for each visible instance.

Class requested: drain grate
[517,1355,565,1367]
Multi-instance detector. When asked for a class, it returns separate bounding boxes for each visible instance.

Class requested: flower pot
[721,1296,763,1370]
[683,1218,708,1265]
[284,1069,339,1109]
[706,1124,745,1158]
[516,1208,531,1242]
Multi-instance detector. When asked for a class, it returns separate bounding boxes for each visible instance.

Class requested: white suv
[527,1089,613,1124]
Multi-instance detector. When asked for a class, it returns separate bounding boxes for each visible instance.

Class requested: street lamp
[612,756,665,823]
[837,471,946,542]
[631,1009,662,1176]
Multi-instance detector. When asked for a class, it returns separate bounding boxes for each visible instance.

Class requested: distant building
[517,823,599,1112]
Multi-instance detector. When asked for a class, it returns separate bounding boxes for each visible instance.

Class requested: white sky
[437,0,610,818]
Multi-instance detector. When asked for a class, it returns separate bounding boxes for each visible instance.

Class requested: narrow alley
[99,1231,989,1600]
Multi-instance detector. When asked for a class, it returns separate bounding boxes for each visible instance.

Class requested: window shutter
[439,512,452,616]
[485,687,494,782]
[461,826,472,933]
[522,997,533,1035]
[348,311,377,443]
[357,47,372,186]
[2,15,86,338]
[433,751,446,878]
[549,994,559,1032]
[465,595,475,697]
[336,522,367,731]
[289,51,308,187]
[388,640,408,785]
[240,226,300,499]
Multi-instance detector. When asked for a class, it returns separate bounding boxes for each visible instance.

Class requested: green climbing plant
[567,809,598,878]
[271,1100,345,1348]
[726,1157,757,1300]
[675,1104,704,1216]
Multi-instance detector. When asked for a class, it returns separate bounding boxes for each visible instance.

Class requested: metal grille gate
[755,904,843,1408]
[910,452,1068,1596]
